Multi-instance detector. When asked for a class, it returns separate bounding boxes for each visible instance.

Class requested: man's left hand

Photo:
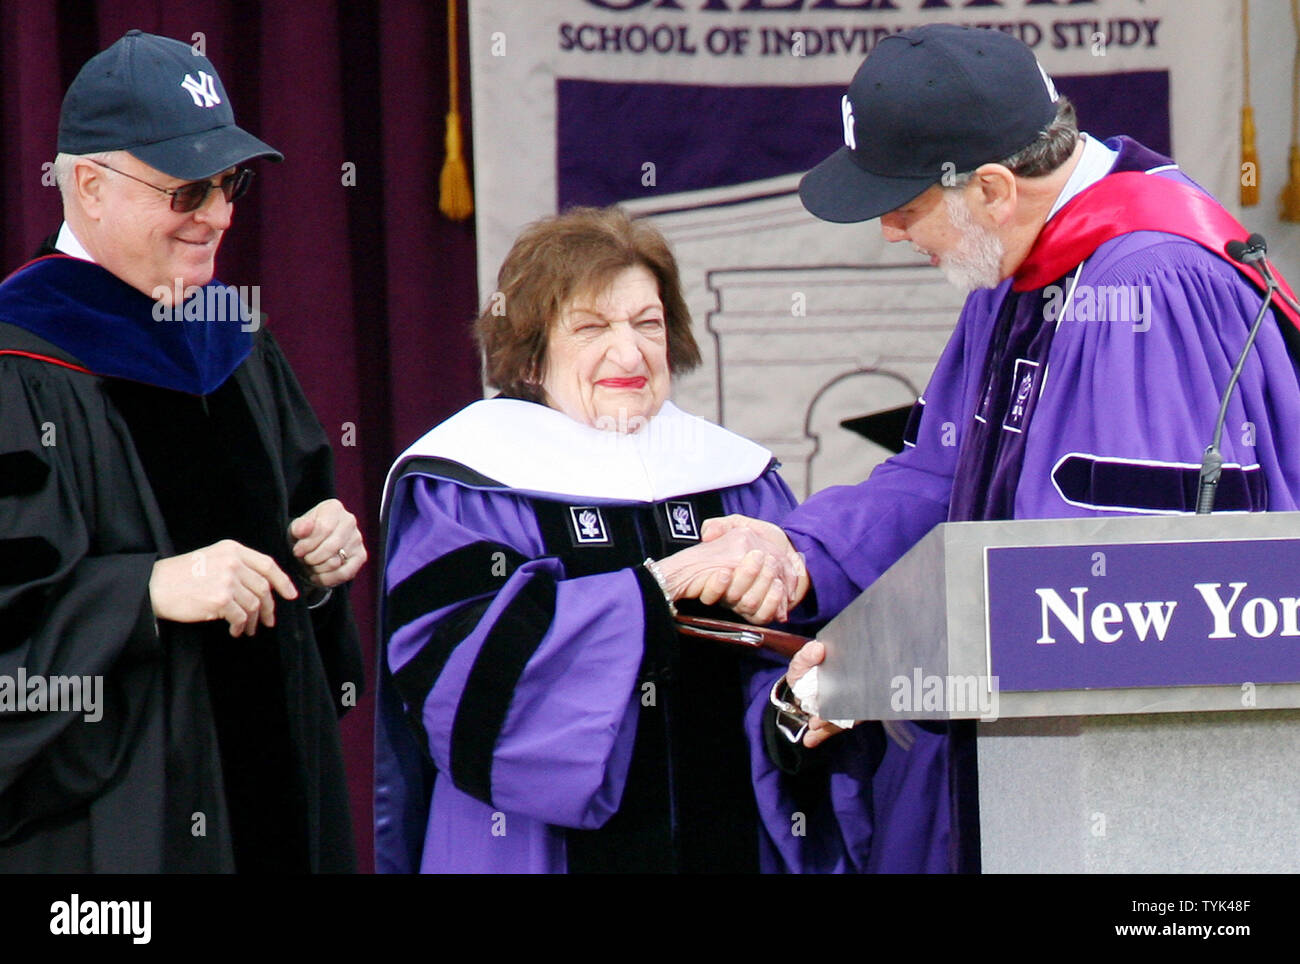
[786,640,846,749]
[289,498,367,588]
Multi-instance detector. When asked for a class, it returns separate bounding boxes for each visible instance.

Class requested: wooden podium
[816,511,1300,872]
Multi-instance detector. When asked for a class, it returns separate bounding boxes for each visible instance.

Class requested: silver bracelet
[642,558,677,616]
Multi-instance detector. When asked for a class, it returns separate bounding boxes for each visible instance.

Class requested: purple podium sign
[984,538,1300,692]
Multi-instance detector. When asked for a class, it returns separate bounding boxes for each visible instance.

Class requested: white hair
[53,150,126,196]
[938,188,1006,292]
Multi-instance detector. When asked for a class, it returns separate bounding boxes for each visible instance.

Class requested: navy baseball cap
[799,24,1059,224]
[58,29,282,180]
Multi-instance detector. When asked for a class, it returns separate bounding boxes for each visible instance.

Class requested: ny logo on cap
[841,95,856,150]
[180,71,221,108]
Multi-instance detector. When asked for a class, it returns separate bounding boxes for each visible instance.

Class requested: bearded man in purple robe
[374,206,874,873]
[700,23,1300,873]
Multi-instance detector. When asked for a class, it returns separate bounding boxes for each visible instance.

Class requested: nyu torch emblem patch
[1002,358,1042,434]
[665,501,700,541]
[569,506,611,546]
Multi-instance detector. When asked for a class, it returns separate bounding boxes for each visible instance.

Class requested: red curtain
[0,0,483,872]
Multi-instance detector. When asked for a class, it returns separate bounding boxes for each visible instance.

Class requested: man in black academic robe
[0,30,366,873]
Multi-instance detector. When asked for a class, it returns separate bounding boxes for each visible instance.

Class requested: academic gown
[783,137,1300,873]
[0,255,362,873]
[374,398,875,873]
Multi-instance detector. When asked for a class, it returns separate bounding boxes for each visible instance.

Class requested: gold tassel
[439,109,474,221]
[439,1,474,221]
[1281,144,1300,220]
[1286,0,1300,220]
[1242,1,1259,206]
[1242,105,1260,206]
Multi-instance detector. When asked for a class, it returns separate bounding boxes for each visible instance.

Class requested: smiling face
[74,153,235,303]
[540,264,670,431]
[879,183,1006,291]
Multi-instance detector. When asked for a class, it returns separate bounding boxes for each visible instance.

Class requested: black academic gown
[0,252,362,873]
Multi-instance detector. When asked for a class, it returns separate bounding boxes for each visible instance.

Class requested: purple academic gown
[374,399,875,873]
[784,137,1300,873]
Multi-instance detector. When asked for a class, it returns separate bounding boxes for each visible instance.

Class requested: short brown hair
[476,206,701,401]
[998,95,1079,178]
[946,96,1080,190]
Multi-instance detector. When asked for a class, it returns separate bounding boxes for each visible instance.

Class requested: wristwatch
[769,675,811,744]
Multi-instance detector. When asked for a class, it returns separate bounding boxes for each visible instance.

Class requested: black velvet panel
[448,573,558,806]
[391,598,491,756]
[1053,454,1265,512]
[0,451,49,498]
[536,491,761,873]
[385,540,526,636]
[0,536,60,586]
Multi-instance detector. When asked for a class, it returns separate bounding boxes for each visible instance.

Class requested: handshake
[649,515,847,749]
[650,515,809,624]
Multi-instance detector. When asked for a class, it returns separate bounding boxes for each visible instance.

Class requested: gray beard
[941,190,1006,291]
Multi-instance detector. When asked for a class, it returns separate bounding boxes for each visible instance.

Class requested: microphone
[1238,234,1300,316]
[1224,233,1267,265]
[1224,234,1300,312]
[1197,234,1280,514]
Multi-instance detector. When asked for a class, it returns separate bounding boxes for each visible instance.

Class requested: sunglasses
[91,159,254,213]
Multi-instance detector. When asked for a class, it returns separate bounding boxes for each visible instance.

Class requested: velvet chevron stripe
[449,573,559,805]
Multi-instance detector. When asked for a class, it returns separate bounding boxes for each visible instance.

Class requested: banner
[986,538,1300,691]
[470,0,1239,498]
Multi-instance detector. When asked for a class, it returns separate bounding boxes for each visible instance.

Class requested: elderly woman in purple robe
[374,206,866,874]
